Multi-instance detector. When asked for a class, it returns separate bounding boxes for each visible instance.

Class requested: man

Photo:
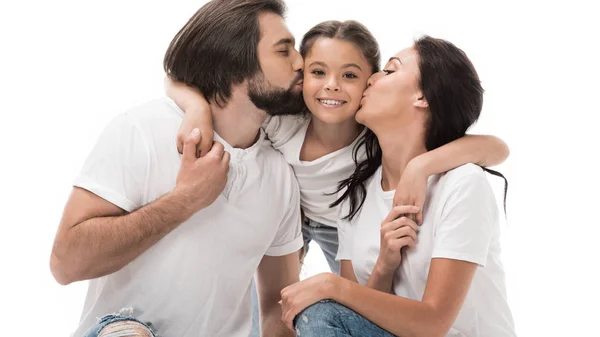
[50,0,306,336]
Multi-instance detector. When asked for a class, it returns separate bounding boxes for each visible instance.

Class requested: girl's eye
[311,69,325,76]
[382,69,395,75]
[343,73,358,79]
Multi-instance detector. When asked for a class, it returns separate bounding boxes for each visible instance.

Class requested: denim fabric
[294,300,397,337]
[80,307,156,337]
[302,217,340,275]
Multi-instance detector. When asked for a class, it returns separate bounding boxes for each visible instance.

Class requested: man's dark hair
[163,0,286,107]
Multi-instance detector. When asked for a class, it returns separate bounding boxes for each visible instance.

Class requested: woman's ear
[413,94,429,109]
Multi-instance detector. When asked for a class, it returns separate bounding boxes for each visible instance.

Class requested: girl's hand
[164,77,214,157]
[393,160,428,224]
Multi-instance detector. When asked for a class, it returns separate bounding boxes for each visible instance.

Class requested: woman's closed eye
[382,69,395,75]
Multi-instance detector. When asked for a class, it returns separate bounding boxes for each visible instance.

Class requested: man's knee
[98,320,153,337]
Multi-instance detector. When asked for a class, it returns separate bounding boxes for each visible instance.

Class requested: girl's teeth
[320,99,343,105]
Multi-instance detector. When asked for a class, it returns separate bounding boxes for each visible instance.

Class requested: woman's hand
[393,159,428,224]
[280,273,341,331]
[376,205,419,274]
[164,77,214,157]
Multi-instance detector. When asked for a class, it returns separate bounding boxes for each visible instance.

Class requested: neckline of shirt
[165,97,265,162]
[297,123,367,165]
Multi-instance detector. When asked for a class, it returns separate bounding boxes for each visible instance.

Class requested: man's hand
[393,160,428,224]
[174,128,230,216]
[376,205,419,274]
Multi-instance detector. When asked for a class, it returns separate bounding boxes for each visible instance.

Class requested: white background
[1,0,598,336]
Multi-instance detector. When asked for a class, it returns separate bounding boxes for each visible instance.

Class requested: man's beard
[247,72,307,116]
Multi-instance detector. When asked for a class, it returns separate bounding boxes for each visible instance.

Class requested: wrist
[328,273,349,302]
[407,154,433,177]
[165,189,197,222]
[374,259,396,278]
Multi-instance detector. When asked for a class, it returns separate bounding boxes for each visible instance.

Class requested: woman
[279,36,516,337]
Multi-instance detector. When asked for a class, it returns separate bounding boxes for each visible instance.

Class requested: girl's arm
[164,77,214,157]
[394,134,509,224]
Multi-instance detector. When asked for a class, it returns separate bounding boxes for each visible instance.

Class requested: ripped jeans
[80,307,156,337]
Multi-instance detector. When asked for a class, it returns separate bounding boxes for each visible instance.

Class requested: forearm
[334,278,446,337]
[366,261,395,293]
[261,305,294,337]
[415,135,509,176]
[52,192,191,284]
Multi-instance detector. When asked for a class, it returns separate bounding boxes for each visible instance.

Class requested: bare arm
[50,187,191,285]
[413,134,509,176]
[50,130,230,285]
[333,258,477,337]
[165,77,214,157]
[394,135,509,224]
[256,252,301,337]
[365,263,394,293]
[339,260,358,283]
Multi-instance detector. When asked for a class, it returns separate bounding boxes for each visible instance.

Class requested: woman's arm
[281,259,477,337]
[164,77,214,157]
[333,258,477,337]
[365,206,419,293]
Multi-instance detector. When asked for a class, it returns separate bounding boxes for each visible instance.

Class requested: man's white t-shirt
[337,164,516,337]
[263,115,365,228]
[72,98,303,337]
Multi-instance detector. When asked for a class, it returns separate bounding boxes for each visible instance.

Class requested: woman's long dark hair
[332,36,507,220]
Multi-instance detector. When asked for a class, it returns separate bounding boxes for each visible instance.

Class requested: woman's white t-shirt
[263,115,366,228]
[337,163,516,337]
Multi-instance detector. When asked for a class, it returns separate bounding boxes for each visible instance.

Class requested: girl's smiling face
[302,37,372,125]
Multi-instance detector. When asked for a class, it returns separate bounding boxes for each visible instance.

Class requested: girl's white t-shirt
[263,115,366,228]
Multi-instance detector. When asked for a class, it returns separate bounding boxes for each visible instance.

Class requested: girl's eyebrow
[342,63,362,71]
[308,61,328,68]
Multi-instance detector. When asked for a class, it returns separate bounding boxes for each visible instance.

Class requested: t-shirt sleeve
[265,178,304,256]
[262,115,307,150]
[73,113,150,212]
[335,195,354,261]
[432,172,497,267]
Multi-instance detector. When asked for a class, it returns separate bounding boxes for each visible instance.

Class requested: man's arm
[50,129,230,285]
[50,187,190,285]
[256,252,300,337]
[340,260,358,283]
